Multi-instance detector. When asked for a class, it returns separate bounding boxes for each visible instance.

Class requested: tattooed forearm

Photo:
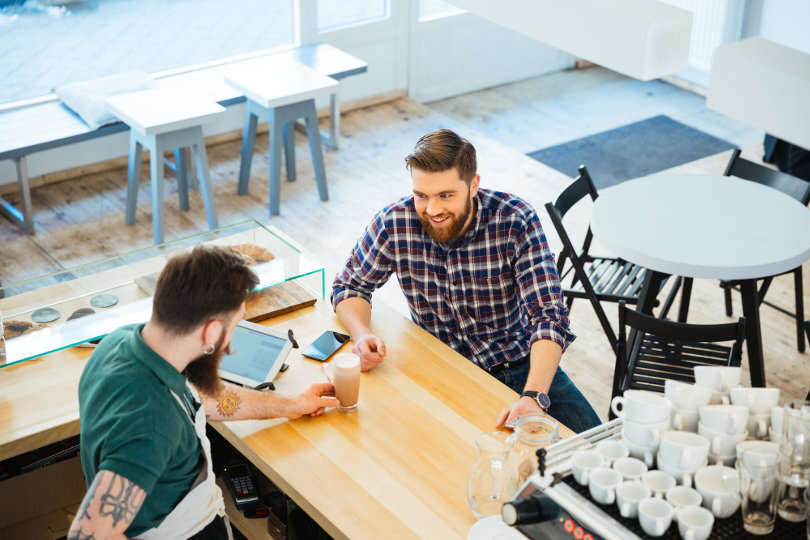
[99,472,144,527]
[217,389,241,417]
[76,479,97,521]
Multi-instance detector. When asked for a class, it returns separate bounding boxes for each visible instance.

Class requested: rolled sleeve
[512,212,576,351]
[331,210,395,311]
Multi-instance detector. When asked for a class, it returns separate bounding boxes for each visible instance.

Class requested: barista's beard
[184,330,228,396]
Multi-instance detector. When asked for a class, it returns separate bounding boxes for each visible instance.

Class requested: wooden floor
[1,95,807,421]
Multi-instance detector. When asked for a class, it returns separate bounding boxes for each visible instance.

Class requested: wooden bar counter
[0,225,575,538]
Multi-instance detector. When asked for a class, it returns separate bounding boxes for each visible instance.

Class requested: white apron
[137,383,232,540]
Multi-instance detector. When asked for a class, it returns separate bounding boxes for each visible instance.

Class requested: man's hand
[352,334,386,371]
[495,396,546,429]
[288,382,339,419]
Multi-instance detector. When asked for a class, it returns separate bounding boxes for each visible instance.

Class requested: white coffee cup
[746,413,770,439]
[729,387,780,416]
[622,435,656,467]
[656,451,706,488]
[694,366,741,393]
[694,465,741,518]
[677,505,714,540]
[735,440,779,469]
[611,390,672,423]
[671,407,700,432]
[613,456,648,481]
[698,422,748,456]
[768,426,780,444]
[588,467,622,505]
[596,439,629,466]
[698,405,748,435]
[622,417,670,448]
[770,405,784,437]
[322,353,361,412]
[638,497,675,537]
[616,480,651,518]
[642,470,677,498]
[665,380,713,410]
[658,431,711,471]
[666,485,703,520]
[571,450,604,486]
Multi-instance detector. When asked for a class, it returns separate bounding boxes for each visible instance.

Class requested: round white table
[591,173,810,387]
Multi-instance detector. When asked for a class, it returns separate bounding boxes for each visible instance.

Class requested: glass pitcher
[510,415,559,485]
[467,431,518,519]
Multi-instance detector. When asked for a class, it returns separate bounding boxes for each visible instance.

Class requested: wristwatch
[521,390,551,411]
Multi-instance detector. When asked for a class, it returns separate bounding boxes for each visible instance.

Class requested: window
[317,0,388,31]
[419,0,465,21]
[0,0,295,105]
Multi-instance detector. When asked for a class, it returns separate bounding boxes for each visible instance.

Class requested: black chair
[719,148,810,352]
[545,165,681,352]
[610,301,746,417]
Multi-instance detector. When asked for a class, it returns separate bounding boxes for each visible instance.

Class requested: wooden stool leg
[125,135,143,226]
[149,137,166,245]
[176,147,190,211]
[192,129,218,231]
[283,121,296,182]
[304,103,328,202]
[237,105,259,195]
[268,109,284,216]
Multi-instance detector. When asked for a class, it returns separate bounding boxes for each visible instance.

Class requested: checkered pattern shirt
[331,189,575,371]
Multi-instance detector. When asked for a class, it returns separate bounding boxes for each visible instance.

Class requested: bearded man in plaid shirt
[331,129,601,433]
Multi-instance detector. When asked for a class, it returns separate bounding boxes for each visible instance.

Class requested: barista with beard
[69,245,337,540]
[332,129,600,433]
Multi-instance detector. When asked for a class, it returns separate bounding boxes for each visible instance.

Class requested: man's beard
[184,330,228,396]
[417,192,473,243]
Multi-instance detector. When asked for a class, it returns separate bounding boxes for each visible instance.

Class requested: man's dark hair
[152,244,258,334]
[404,129,477,183]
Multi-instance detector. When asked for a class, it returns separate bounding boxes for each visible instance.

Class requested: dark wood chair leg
[677,277,693,323]
[723,286,733,316]
[796,267,805,353]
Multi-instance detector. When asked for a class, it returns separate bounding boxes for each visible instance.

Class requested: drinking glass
[510,415,558,485]
[776,400,810,522]
[738,451,779,535]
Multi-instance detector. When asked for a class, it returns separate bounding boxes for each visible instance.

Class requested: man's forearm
[524,340,563,394]
[334,297,374,341]
[201,383,295,421]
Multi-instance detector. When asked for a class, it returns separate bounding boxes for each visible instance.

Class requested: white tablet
[218,320,292,389]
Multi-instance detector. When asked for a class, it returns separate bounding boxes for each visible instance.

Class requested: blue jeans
[491,362,602,434]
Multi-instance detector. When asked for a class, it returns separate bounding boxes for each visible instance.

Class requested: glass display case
[0,220,324,368]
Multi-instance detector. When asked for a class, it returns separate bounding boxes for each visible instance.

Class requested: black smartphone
[301,330,351,361]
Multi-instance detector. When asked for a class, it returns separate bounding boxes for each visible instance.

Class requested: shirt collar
[129,323,189,396]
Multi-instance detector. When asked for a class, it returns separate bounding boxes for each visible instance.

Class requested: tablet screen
[219,323,289,385]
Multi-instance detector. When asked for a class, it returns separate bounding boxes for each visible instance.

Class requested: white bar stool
[225,60,339,216]
[106,87,226,245]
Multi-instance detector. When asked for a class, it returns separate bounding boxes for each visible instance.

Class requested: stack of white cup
[693,366,740,405]
[655,431,711,487]
[612,390,672,467]
[698,404,749,466]
[665,380,713,432]
[729,387,780,440]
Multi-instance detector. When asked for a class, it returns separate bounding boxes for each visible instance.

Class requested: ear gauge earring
[202,344,215,355]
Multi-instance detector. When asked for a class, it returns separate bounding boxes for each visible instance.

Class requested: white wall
[749,0,810,54]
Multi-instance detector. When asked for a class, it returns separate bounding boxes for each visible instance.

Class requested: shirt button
[452,281,458,286]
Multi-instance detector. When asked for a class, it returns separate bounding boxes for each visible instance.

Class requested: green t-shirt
[79,323,203,536]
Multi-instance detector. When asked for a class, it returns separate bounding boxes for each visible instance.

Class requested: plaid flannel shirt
[331,189,575,371]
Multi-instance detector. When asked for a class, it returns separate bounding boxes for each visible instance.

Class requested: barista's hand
[495,396,546,429]
[352,333,386,371]
[290,382,338,418]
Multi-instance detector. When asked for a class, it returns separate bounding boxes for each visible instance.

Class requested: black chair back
[724,148,810,205]
[611,301,745,407]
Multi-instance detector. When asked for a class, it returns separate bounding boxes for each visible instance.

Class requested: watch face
[537,392,551,409]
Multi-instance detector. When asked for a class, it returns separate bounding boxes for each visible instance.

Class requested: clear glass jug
[467,431,518,519]
[510,415,559,485]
